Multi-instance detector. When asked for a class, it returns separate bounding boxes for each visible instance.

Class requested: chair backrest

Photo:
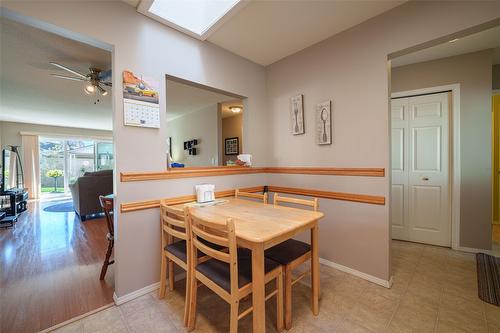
[99,195,114,235]
[235,189,268,204]
[185,206,239,294]
[273,194,319,211]
[160,200,187,244]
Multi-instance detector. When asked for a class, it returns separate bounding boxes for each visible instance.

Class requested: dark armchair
[69,169,113,221]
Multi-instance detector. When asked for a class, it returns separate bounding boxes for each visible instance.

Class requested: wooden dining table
[171,197,324,333]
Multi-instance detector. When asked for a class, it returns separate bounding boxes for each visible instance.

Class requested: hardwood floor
[0,199,114,333]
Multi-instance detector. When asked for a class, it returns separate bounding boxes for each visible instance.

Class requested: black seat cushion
[264,239,311,265]
[165,239,225,263]
[196,249,280,292]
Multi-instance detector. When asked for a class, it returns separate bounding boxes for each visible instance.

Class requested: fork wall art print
[316,100,332,145]
[290,94,304,135]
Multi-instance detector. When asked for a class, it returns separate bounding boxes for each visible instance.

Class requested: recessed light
[449,38,459,43]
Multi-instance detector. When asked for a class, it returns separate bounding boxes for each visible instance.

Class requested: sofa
[69,169,113,221]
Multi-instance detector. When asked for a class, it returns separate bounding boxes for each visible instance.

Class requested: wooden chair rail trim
[268,186,385,206]
[120,185,384,213]
[120,166,385,182]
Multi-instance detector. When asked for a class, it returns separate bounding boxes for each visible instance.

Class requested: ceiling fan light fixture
[97,85,108,96]
[84,83,96,94]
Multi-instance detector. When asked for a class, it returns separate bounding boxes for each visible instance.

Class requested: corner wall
[266,1,500,280]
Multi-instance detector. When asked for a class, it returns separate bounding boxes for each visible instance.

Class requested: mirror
[166,77,245,168]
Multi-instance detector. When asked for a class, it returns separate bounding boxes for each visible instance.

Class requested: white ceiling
[129,0,405,66]
[166,79,241,121]
[0,18,112,130]
[392,25,500,67]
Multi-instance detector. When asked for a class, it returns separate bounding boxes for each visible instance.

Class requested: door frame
[391,83,461,250]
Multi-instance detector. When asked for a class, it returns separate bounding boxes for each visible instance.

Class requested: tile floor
[52,241,500,333]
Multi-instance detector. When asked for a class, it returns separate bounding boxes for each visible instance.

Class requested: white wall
[167,105,219,167]
[392,50,493,249]
[0,120,112,155]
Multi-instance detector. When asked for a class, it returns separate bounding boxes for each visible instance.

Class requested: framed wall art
[290,94,304,135]
[316,100,332,145]
[225,137,239,155]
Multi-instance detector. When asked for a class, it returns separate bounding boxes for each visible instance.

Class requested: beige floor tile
[334,318,374,333]
[484,303,500,329]
[437,306,488,333]
[52,240,495,333]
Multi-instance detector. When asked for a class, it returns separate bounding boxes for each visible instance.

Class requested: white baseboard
[455,246,499,256]
[319,258,393,288]
[113,282,160,306]
[113,272,187,306]
[113,259,393,307]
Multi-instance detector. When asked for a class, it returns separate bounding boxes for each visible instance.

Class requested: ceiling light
[97,85,108,96]
[84,84,95,95]
[230,106,242,113]
[449,38,459,43]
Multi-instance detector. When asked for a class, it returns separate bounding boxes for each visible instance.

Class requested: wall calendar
[122,70,160,128]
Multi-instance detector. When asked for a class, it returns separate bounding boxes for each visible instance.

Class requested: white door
[391,92,451,246]
[391,98,409,241]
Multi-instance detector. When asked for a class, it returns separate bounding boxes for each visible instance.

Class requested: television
[1,147,23,193]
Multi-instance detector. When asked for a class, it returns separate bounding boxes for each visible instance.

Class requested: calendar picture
[123,70,159,104]
[123,70,160,128]
[225,137,239,155]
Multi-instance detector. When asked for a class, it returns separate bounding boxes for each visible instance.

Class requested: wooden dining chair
[185,206,284,333]
[158,201,195,326]
[235,188,268,204]
[98,195,114,280]
[265,194,319,330]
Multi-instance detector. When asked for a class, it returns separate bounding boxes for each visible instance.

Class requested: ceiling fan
[49,62,111,97]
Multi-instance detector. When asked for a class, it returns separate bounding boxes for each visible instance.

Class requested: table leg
[251,243,266,333]
[311,223,319,315]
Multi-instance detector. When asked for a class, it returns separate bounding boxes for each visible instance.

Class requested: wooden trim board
[268,186,385,205]
[120,185,384,213]
[120,166,385,182]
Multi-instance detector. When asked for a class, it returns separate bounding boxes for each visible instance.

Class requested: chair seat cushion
[164,239,225,263]
[264,239,311,265]
[196,249,280,292]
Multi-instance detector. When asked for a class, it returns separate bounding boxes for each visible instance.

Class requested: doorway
[391,91,452,247]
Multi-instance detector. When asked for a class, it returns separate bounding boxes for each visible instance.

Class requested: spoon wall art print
[316,100,332,145]
[290,94,304,135]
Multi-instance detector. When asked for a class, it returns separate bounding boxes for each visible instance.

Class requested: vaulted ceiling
[129,0,405,66]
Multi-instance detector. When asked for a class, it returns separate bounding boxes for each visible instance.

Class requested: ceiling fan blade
[100,81,112,87]
[49,62,87,79]
[50,74,85,82]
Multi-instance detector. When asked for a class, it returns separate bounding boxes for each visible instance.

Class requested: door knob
[421,177,429,181]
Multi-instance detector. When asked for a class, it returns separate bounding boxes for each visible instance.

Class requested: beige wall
[392,50,493,249]
[266,2,500,280]
[167,105,219,167]
[494,64,500,90]
[2,0,500,295]
[0,0,269,296]
[0,120,112,151]
[222,114,243,164]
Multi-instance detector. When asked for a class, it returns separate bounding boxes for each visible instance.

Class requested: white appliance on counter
[195,184,215,203]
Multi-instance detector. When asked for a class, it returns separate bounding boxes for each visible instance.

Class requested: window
[39,137,113,196]
[138,0,243,39]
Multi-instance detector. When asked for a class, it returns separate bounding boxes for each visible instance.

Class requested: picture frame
[290,94,304,135]
[316,100,332,145]
[225,137,239,155]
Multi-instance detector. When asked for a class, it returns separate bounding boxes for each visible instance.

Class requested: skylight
[140,0,242,40]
